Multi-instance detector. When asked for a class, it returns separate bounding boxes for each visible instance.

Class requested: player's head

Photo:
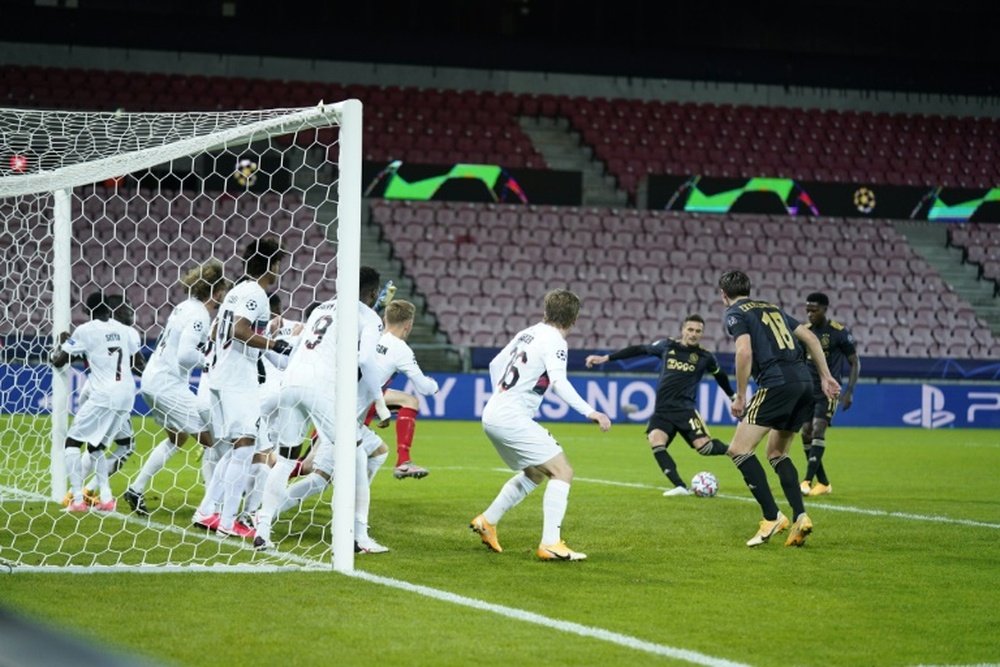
[243,236,286,283]
[718,271,751,303]
[84,291,111,320]
[105,294,134,326]
[543,288,581,330]
[681,314,705,346]
[385,299,416,339]
[805,292,829,326]
[269,292,282,317]
[181,260,229,305]
[359,266,381,308]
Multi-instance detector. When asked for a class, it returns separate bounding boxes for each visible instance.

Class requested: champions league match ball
[690,471,719,497]
[233,157,259,187]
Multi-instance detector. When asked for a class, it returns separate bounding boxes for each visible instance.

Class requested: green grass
[2,418,999,666]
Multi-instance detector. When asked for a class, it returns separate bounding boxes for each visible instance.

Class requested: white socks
[132,439,179,493]
[65,446,83,502]
[243,461,270,515]
[92,451,112,503]
[219,446,253,529]
[541,479,570,545]
[367,451,388,484]
[197,446,233,517]
[281,472,328,514]
[483,472,538,525]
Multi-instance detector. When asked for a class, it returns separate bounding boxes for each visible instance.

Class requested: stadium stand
[3,65,998,193]
[948,223,1000,291]
[373,199,1000,358]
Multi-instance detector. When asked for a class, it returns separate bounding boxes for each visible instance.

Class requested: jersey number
[761,312,795,350]
[499,347,527,391]
[108,346,123,381]
[304,315,333,350]
[218,310,235,350]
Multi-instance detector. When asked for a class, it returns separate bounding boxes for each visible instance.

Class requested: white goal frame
[0,100,362,573]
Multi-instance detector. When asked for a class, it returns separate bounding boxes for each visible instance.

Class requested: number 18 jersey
[724,298,810,388]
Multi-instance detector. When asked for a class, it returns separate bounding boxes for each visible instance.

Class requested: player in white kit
[192,238,292,538]
[470,289,611,561]
[51,292,144,513]
[252,267,390,553]
[122,260,230,515]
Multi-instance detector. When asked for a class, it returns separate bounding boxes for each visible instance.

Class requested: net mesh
[1,104,350,570]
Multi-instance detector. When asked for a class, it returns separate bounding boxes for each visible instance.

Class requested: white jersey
[209,279,270,387]
[62,318,142,411]
[144,298,211,380]
[365,331,439,412]
[484,322,592,420]
[283,301,384,402]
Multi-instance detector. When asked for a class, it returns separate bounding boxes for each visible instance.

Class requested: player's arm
[49,332,72,368]
[731,334,752,418]
[842,353,860,410]
[177,322,208,374]
[263,334,300,370]
[586,343,654,368]
[358,320,389,420]
[794,325,840,400]
[488,343,514,387]
[546,346,611,431]
[397,356,439,395]
[233,317,288,352]
[710,364,736,400]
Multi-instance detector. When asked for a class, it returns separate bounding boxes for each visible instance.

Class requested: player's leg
[728,388,787,546]
[387,389,428,479]
[216,395,260,538]
[799,419,814,494]
[359,428,388,484]
[646,415,688,493]
[687,410,728,456]
[532,449,586,561]
[769,384,815,546]
[470,420,541,553]
[253,389,310,549]
[64,402,116,511]
[63,437,88,511]
[806,399,835,495]
[244,389,283,518]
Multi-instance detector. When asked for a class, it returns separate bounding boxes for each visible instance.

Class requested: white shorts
[359,426,385,456]
[275,385,338,449]
[67,400,131,448]
[482,416,563,471]
[209,386,261,442]
[141,372,209,435]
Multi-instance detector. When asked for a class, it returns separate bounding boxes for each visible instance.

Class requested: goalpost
[0,101,362,572]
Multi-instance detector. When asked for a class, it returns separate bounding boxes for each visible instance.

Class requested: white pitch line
[349,569,750,667]
[434,467,1000,530]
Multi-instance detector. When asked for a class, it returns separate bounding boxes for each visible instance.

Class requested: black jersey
[724,298,811,388]
[642,339,721,411]
[806,319,857,385]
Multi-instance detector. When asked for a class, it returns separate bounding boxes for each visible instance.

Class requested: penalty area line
[348,569,751,667]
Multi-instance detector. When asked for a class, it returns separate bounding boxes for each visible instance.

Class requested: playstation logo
[903,385,955,428]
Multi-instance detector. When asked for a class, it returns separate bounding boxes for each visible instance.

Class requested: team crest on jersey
[689,352,698,363]
[821,333,830,349]
[556,349,566,361]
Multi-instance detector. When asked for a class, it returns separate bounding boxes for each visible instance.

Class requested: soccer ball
[233,158,259,187]
[853,186,876,214]
[690,471,719,497]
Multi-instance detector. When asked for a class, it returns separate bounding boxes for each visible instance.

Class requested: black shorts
[744,381,814,432]
[811,389,838,425]
[646,409,711,447]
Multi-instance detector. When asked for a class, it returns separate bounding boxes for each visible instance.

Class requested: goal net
[0,102,362,572]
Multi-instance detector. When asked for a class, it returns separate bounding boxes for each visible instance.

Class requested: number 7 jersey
[61,318,142,410]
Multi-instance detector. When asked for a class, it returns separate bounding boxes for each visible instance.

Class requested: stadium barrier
[5,365,998,429]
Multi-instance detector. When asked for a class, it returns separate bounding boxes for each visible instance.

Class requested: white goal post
[0,100,362,572]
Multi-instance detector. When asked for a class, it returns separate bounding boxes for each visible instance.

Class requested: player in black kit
[718,271,839,548]
[800,292,860,497]
[586,315,736,496]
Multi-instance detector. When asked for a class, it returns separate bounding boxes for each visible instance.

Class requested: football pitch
[2,419,999,667]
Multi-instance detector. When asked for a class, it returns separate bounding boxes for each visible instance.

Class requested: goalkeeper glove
[374,280,396,314]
